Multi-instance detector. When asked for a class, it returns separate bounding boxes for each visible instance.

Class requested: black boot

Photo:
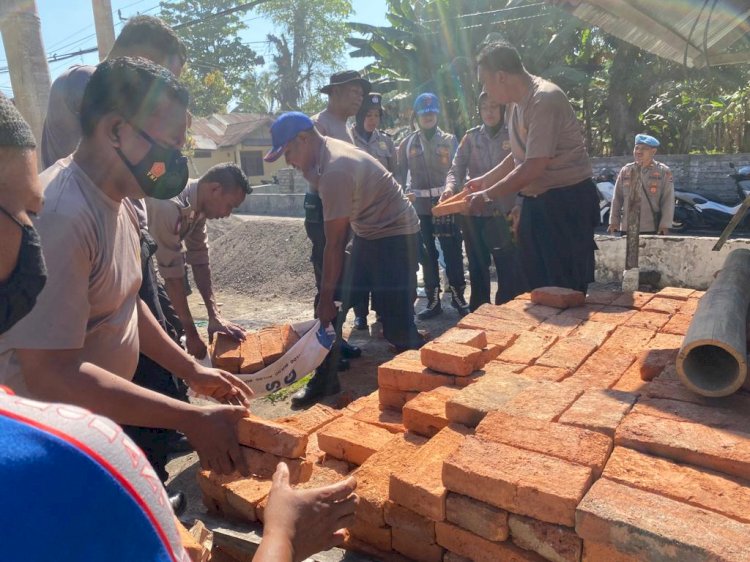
[290,369,341,408]
[449,285,470,317]
[417,287,442,320]
[340,339,362,359]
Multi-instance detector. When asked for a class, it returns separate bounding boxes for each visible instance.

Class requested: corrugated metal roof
[189,113,274,150]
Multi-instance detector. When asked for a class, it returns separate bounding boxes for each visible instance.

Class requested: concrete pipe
[677,248,750,397]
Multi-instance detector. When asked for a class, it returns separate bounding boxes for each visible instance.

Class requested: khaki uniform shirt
[510,75,593,196]
[312,109,355,144]
[396,128,458,215]
[351,126,396,173]
[0,157,142,394]
[308,138,419,240]
[145,180,209,279]
[610,160,675,233]
[446,124,514,216]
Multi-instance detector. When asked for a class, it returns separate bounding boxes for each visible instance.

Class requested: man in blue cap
[396,93,468,319]
[608,134,674,235]
[265,112,424,405]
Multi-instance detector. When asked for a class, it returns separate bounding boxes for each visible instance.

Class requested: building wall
[188,145,289,185]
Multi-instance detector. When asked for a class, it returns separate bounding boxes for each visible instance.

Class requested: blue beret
[635,134,659,147]
[414,93,440,115]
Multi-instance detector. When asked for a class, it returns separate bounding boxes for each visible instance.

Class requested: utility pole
[92,0,115,61]
[0,0,51,148]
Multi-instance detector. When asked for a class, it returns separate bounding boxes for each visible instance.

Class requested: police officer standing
[608,134,674,235]
[397,93,468,319]
[443,92,526,308]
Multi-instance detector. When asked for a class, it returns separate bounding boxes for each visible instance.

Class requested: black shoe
[417,288,442,320]
[169,491,187,517]
[166,432,194,455]
[338,357,351,371]
[353,316,368,330]
[340,340,362,359]
[449,285,470,317]
[291,374,341,408]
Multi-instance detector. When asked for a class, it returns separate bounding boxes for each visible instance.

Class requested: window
[240,150,264,177]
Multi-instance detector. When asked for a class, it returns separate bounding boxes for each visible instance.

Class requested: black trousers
[518,179,599,293]
[460,215,527,309]
[418,214,465,292]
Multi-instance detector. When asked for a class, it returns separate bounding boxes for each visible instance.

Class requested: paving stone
[497,381,584,423]
[236,414,308,458]
[520,365,571,382]
[436,522,546,562]
[317,416,396,465]
[392,527,444,562]
[443,436,595,526]
[433,327,487,349]
[530,287,586,309]
[445,372,535,427]
[421,340,484,377]
[446,492,509,542]
[535,337,598,372]
[384,501,435,544]
[498,331,558,365]
[623,310,671,331]
[402,386,459,437]
[576,478,750,562]
[610,291,655,309]
[558,389,637,437]
[352,405,405,434]
[508,514,583,562]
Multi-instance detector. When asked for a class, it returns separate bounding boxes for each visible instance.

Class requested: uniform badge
[148,162,166,181]
[650,185,657,194]
[502,140,511,150]
[379,141,387,151]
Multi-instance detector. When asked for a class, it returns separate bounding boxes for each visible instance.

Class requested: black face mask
[0,206,47,335]
[116,122,189,200]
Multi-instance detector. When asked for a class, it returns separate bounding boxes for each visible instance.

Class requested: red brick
[436,522,546,562]
[434,327,487,349]
[497,382,584,423]
[516,292,533,300]
[349,520,391,551]
[610,362,647,394]
[196,469,237,505]
[317,417,395,465]
[535,337,597,372]
[642,296,683,315]
[576,478,750,561]
[558,389,637,437]
[446,372,535,427]
[211,333,242,373]
[615,412,750,480]
[392,527,443,562]
[648,332,684,349]
[443,553,473,562]
[568,320,616,346]
[443,436,595,526]
[384,501,435,544]
[604,446,750,524]
[236,414,308,458]
[344,391,380,414]
[352,405,405,434]
[508,514,582,562]
[420,341,484,377]
[482,359,527,375]
[582,541,642,562]
[258,326,285,364]
[176,520,207,562]
[402,386,459,437]
[478,343,502,363]
[452,373,481,388]
[633,396,750,431]
[589,306,637,325]
[445,493,509,542]
[354,432,427,527]
[458,311,529,333]
[558,304,605,321]
[534,315,584,337]
[635,348,677,381]
[476,301,559,325]
[611,291,654,309]
[520,365,571,382]
[390,424,470,520]
[499,331,558,365]
[585,290,622,305]
[224,477,272,522]
[476,411,612,477]
[274,404,342,435]
[378,388,418,411]
[678,297,699,315]
[599,325,654,352]
[530,287,586,309]
[645,372,750,408]
[378,353,456,392]
[239,333,264,374]
[623,310,670,331]
[343,536,409,562]
[484,329,519,350]
[659,313,692,335]
[239,447,313,483]
[573,348,636,386]
[656,286,695,300]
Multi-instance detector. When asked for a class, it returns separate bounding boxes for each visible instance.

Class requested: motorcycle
[672,163,750,232]
[594,167,617,226]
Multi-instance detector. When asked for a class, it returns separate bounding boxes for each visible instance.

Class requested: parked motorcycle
[595,167,617,226]
[672,163,750,231]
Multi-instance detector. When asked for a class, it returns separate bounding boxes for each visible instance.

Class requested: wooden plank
[625,164,642,270]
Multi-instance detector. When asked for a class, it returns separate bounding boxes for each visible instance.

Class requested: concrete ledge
[595,234,750,289]
[236,193,305,217]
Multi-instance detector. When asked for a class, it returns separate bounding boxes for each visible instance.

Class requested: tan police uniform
[351,126,396,173]
[610,160,675,233]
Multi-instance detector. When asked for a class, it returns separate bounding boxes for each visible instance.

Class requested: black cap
[320,70,371,95]
[361,92,383,112]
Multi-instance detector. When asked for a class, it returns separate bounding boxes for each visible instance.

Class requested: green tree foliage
[180,68,233,115]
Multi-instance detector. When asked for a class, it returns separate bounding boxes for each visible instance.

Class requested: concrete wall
[188,145,290,185]
[592,153,750,203]
[594,233,750,289]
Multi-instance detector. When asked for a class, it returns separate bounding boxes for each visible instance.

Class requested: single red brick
[344,391,380,414]
[599,325,654,353]
[499,331,558,365]
[224,477,272,522]
[391,527,444,562]
[378,388,419,411]
[446,372,535,427]
[585,290,622,305]
[436,522,546,562]
[678,297,699,315]
[535,337,597,372]
[642,296,683,315]
[558,389,637,437]
[636,348,678,381]
[615,412,750,480]
[644,372,750,408]
[420,341,484,377]
[443,552,473,562]
[349,520,391,552]
[610,362,648,394]
[402,386,459,437]
[589,306,637,325]
[434,327,488,349]
[443,437,595,526]
[648,332,684,349]
[384,501,435,544]
[352,405,405,434]
[258,326,285,365]
[623,310,670,331]
[582,541,641,562]
[497,382,584,423]
[196,469,238,505]
[317,417,395,465]
[520,365,571,382]
[568,320,616,346]
[479,343,502,364]
[558,304,605,321]
[459,311,529,334]
[633,397,750,431]
[239,447,312,483]
[378,354,456,392]
[659,313,692,335]
[239,333,264,374]
[476,302,558,326]
[211,333,242,373]
[655,286,695,300]
[604,446,750,524]
[476,411,612,477]
[236,414,308,458]
[482,359,527,375]
[484,329,519,350]
[389,424,470,520]
[274,404,342,435]
[508,514,583,562]
[531,287,586,309]
[445,492,509,542]
[535,315,584,337]
[576,478,750,561]
[611,291,655,310]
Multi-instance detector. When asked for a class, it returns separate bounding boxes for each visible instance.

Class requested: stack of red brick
[198,286,750,562]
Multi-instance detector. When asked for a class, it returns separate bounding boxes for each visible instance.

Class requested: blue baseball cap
[264,112,315,162]
[414,93,440,115]
[635,134,659,148]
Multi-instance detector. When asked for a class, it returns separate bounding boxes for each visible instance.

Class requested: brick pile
[199,286,750,562]
[211,325,300,374]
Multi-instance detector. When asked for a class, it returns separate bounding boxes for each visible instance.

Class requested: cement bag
[235,319,334,397]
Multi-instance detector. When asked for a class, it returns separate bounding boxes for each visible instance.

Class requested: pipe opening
[682,344,743,394]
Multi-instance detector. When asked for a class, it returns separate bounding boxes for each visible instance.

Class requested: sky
[0,0,390,97]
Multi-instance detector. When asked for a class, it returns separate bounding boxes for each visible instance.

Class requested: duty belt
[410,186,444,198]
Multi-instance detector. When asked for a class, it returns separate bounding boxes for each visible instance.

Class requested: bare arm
[316,217,350,326]
[193,262,246,342]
